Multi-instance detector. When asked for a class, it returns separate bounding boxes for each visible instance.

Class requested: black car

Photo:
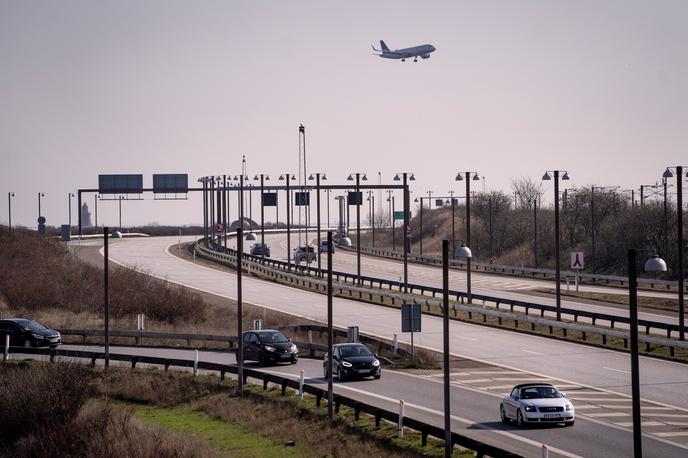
[0,318,62,348]
[250,243,271,257]
[241,330,298,365]
[323,342,381,381]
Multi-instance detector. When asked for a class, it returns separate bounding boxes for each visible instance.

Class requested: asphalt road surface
[70,236,688,457]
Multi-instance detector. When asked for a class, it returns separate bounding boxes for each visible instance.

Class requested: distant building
[81,203,92,227]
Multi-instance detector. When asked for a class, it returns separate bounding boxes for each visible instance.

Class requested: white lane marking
[644,413,688,418]
[454,335,478,341]
[464,370,522,375]
[521,349,545,356]
[585,412,631,417]
[492,377,553,381]
[654,432,688,437]
[666,422,688,426]
[567,398,632,402]
[570,405,600,410]
[603,366,631,374]
[455,378,493,384]
[614,421,665,427]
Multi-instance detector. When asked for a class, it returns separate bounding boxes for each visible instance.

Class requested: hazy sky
[2,0,687,228]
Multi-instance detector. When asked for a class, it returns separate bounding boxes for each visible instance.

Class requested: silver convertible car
[500,383,575,427]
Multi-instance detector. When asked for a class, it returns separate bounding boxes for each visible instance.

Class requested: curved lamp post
[456,172,481,304]
[663,166,687,340]
[347,172,368,285]
[542,170,570,321]
[628,251,667,457]
[394,173,415,292]
[455,242,473,302]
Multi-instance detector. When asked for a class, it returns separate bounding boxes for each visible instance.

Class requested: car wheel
[500,405,509,424]
[23,339,32,348]
[516,410,526,428]
[566,420,575,427]
[337,366,345,382]
[259,353,266,366]
[374,374,381,380]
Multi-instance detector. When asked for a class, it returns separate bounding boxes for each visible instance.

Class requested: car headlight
[566,404,573,411]
[264,345,276,352]
[373,359,380,366]
[290,344,298,353]
[523,405,535,412]
[342,361,353,367]
[31,333,45,340]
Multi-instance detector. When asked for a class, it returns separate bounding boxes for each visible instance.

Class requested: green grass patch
[135,406,306,457]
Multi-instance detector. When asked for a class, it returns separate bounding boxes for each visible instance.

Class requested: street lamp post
[629,251,667,457]
[394,173,415,292]
[348,173,367,285]
[533,198,538,268]
[456,172,480,303]
[449,190,456,258]
[309,173,327,272]
[279,174,296,270]
[663,166,686,340]
[442,239,451,457]
[254,174,270,261]
[37,192,45,221]
[94,194,100,229]
[118,195,123,231]
[68,192,75,235]
[543,170,570,321]
[7,192,15,235]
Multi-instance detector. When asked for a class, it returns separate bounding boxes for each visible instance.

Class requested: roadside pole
[442,239,451,457]
[103,227,110,372]
[327,231,334,420]
[237,226,244,395]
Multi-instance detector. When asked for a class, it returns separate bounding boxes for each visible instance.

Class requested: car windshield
[18,320,48,331]
[520,386,562,399]
[339,345,372,357]
[256,331,288,343]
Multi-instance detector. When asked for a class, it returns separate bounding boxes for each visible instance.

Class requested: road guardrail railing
[4,346,519,457]
[195,240,688,356]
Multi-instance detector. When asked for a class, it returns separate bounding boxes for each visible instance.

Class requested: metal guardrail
[197,240,684,342]
[196,240,688,356]
[343,244,684,291]
[5,346,519,457]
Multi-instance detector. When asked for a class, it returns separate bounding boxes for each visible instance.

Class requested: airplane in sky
[371,40,436,62]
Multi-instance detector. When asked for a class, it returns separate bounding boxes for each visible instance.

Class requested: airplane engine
[421,54,431,59]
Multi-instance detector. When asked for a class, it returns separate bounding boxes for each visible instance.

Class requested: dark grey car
[0,318,62,348]
[323,343,381,381]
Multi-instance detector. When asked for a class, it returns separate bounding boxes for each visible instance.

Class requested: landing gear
[414,58,418,62]
[401,58,405,62]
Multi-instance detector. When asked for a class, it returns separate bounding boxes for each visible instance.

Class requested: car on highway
[250,243,271,257]
[294,245,316,263]
[0,318,62,348]
[323,342,381,381]
[500,383,574,427]
[318,240,335,254]
[240,329,298,365]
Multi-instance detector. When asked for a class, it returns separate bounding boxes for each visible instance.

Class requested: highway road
[252,232,681,327]
[73,235,688,457]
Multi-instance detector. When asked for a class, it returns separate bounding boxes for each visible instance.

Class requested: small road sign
[37,216,46,224]
[394,211,412,220]
[570,252,584,269]
[401,303,421,333]
[214,223,224,234]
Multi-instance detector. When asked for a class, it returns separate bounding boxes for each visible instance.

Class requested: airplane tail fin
[380,40,390,52]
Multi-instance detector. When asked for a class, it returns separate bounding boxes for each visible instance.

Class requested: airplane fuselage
[379,44,436,60]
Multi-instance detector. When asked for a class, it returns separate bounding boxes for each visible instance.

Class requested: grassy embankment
[0,361,474,457]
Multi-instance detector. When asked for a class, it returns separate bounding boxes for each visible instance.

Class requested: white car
[500,383,575,427]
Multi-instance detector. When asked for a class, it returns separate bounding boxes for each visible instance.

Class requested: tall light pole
[455,172,481,303]
[279,174,296,270]
[543,170,571,321]
[533,198,538,267]
[347,173,367,285]
[448,190,456,258]
[629,251,667,457]
[254,174,270,261]
[394,173,415,292]
[94,194,100,229]
[67,192,75,235]
[37,192,45,221]
[118,195,123,231]
[309,173,327,272]
[663,166,686,340]
[7,192,15,235]
[442,239,451,458]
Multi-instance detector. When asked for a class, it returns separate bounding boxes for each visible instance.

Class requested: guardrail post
[375,410,381,428]
[398,399,405,438]
[542,444,549,458]
[299,369,305,400]
[354,403,361,420]
[3,334,8,361]
[193,349,198,376]
[393,333,398,356]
